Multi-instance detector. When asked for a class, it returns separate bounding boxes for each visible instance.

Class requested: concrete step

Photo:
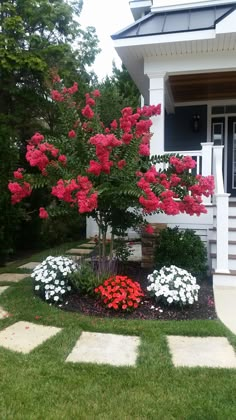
[211,254,236,271]
[213,270,236,287]
[213,215,236,228]
[208,228,236,241]
[210,240,236,254]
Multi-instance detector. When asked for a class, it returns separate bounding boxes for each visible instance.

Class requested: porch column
[147,72,166,156]
[213,145,230,273]
[201,142,214,204]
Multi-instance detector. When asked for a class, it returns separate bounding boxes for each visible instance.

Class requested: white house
[88,0,236,285]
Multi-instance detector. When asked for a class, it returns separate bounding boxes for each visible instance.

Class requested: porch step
[209,227,236,241]
[210,240,236,254]
[213,215,236,228]
[211,254,236,271]
[213,271,236,287]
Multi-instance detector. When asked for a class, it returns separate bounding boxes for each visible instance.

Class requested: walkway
[213,285,236,335]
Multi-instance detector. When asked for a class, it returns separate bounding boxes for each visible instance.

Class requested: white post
[201,142,213,204]
[147,72,166,156]
[213,145,230,273]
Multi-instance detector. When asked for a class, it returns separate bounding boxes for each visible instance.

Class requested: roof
[112,3,236,39]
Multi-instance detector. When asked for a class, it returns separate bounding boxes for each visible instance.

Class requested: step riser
[211,258,236,271]
[208,231,236,241]
[210,244,236,254]
[213,219,236,229]
[228,207,236,216]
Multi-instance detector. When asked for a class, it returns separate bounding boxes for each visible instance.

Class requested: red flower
[94,275,144,311]
[58,155,67,165]
[39,207,49,219]
[13,168,24,179]
[117,160,126,170]
[91,89,101,97]
[68,130,76,138]
[82,105,94,119]
[145,225,154,234]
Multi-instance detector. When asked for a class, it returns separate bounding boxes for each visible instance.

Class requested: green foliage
[0,0,100,259]
[97,63,140,127]
[114,238,133,263]
[68,262,103,296]
[39,211,86,247]
[154,227,208,279]
[0,125,24,264]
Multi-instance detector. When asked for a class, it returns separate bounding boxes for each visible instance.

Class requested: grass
[0,244,236,419]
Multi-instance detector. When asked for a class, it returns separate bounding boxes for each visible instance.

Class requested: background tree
[0,0,100,263]
[97,63,140,127]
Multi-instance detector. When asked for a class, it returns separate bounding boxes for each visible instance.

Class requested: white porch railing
[213,145,230,273]
[164,142,214,204]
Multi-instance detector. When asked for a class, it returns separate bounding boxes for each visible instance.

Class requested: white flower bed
[147,265,200,306]
[31,256,78,304]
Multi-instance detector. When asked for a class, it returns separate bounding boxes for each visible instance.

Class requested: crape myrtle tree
[8,77,215,258]
[0,0,100,261]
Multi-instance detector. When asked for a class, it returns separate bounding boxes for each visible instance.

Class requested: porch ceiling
[169,71,236,102]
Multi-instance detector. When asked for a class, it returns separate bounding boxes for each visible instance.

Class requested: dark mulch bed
[61,262,217,321]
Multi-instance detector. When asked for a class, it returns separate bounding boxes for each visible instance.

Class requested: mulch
[61,262,217,321]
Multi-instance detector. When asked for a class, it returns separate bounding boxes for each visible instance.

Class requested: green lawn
[0,246,236,419]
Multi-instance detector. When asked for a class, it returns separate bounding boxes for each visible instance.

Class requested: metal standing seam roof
[111,3,236,39]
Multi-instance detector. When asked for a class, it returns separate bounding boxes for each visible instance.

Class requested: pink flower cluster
[8,181,32,204]
[169,156,196,173]
[137,158,215,216]
[81,90,101,120]
[51,176,98,213]
[87,134,122,176]
[51,82,78,102]
[26,133,66,173]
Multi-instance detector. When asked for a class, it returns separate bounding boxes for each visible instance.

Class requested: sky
[79,0,206,80]
[80,0,134,80]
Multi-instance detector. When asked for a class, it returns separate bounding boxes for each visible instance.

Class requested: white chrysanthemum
[147,265,200,306]
[31,255,79,305]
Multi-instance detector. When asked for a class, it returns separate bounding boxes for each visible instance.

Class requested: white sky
[79,0,209,80]
[80,0,134,80]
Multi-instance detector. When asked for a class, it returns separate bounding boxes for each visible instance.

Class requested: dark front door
[227,117,236,197]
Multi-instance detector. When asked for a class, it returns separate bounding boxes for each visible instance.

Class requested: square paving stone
[18,262,40,270]
[0,273,29,283]
[0,321,61,354]
[0,286,9,296]
[167,336,236,368]
[66,248,92,255]
[66,332,140,366]
[78,243,95,249]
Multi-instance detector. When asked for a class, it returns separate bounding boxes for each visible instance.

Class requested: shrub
[31,256,78,304]
[147,265,200,306]
[68,262,103,295]
[95,275,144,311]
[154,227,208,278]
[113,237,134,263]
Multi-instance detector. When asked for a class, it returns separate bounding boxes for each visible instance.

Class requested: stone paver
[0,306,9,320]
[0,273,29,283]
[66,248,92,256]
[0,321,61,354]
[214,286,236,335]
[66,332,140,366]
[0,286,9,296]
[78,243,95,249]
[19,262,40,270]
[167,335,236,368]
